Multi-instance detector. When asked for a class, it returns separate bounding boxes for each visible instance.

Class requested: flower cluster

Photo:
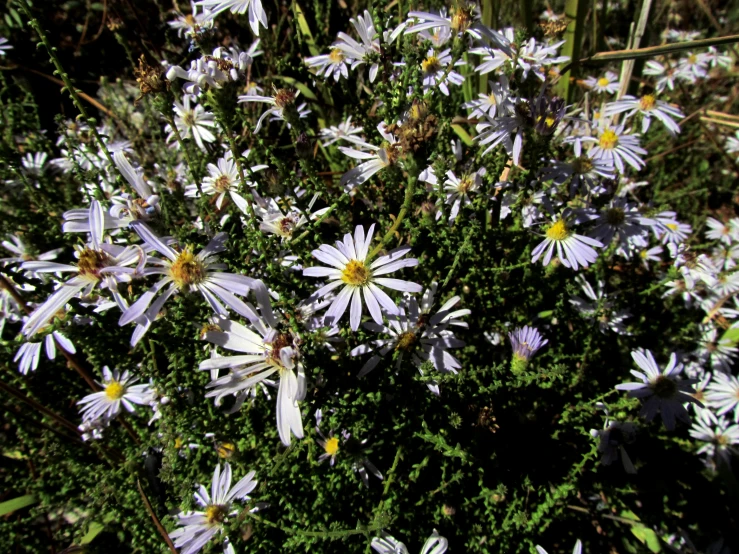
[1,2,738,553]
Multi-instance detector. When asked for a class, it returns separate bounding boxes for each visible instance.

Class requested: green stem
[368,172,418,259]
[18,0,117,199]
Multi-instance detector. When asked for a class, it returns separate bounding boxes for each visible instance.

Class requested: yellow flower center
[666,223,678,231]
[422,56,442,74]
[597,77,610,87]
[639,249,649,259]
[457,175,474,194]
[396,331,418,351]
[599,130,619,150]
[204,504,227,526]
[77,248,111,280]
[170,246,206,289]
[329,48,344,63]
[639,94,656,111]
[324,437,339,456]
[545,219,571,241]
[174,437,183,449]
[105,381,124,400]
[688,54,697,64]
[341,260,370,286]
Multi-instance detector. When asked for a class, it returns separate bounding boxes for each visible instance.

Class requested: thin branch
[137,480,178,554]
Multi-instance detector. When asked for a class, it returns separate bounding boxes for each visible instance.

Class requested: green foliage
[0,1,738,554]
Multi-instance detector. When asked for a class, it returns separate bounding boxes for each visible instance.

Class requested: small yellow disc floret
[545,219,571,242]
[105,381,124,400]
[341,260,370,286]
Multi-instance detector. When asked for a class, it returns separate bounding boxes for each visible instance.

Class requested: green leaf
[0,494,37,516]
[451,124,474,146]
[620,510,661,553]
[80,521,105,544]
[292,1,320,57]
[721,327,739,345]
[555,0,587,102]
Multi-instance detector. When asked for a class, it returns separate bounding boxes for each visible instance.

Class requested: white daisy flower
[185,152,264,214]
[476,109,524,165]
[195,0,267,35]
[1,234,62,269]
[643,60,679,93]
[302,224,422,331]
[258,196,330,241]
[62,153,159,234]
[18,152,50,184]
[585,124,647,173]
[653,211,692,245]
[604,94,684,135]
[406,5,507,45]
[615,349,701,430]
[419,48,465,96]
[583,71,619,94]
[169,462,257,554]
[314,409,340,466]
[21,201,144,338]
[539,156,614,197]
[338,123,399,191]
[15,330,75,375]
[695,325,738,372]
[166,42,261,95]
[199,316,304,445]
[305,48,350,82]
[333,10,382,82]
[689,408,739,465]
[677,52,709,81]
[705,217,736,246]
[350,285,468,391]
[168,2,213,38]
[638,245,663,269]
[588,198,646,248]
[77,367,152,423]
[166,96,217,150]
[118,222,275,345]
[569,275,631,335]
[705,46,733,69]
[319,116,365,147]
[462,76,514,119]
[438,169,483,222]
[531,218,602,270]
[590,416,637,474]
[417,17,453,47]
[705,372,739,422]
[237,88,306,134]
